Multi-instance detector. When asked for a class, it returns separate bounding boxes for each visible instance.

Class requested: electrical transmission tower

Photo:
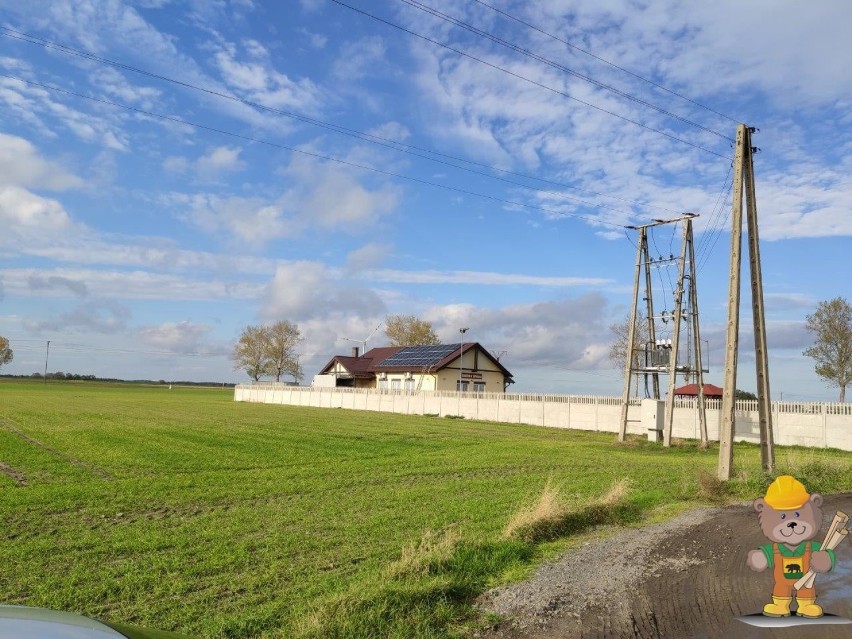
[618,214,708,446]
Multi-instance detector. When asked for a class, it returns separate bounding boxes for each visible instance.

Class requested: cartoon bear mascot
[746,475,836,618]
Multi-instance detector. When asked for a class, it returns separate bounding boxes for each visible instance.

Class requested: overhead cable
[328,0,728,159]
[471,0,742,125]
[1,72,640,229]
[0,26,678,215]
[397,0,731,141]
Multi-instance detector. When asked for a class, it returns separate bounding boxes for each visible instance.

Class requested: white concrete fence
[234,384,852,452]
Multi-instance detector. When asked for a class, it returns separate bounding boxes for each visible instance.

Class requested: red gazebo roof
[674,383,723,397]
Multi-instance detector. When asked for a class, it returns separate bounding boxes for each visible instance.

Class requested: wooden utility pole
[718,125,774,480]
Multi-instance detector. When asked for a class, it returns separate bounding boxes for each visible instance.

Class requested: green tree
[232,325,272,382]
[0,336,12,369]
[803,297,852,402]
[265,320,303,383]
[384,314,441,346]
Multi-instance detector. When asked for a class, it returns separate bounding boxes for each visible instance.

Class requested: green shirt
[759,540,836,571]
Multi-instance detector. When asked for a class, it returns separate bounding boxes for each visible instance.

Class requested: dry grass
[386,528,461,579]
[503,477,637,543]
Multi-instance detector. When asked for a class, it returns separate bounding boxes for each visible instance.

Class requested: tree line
[231,315,440,382]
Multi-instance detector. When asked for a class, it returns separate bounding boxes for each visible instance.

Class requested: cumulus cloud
[333,36,387,81]
[262,261,385,322]
[423,294,614,370]
[0,133,83,190]
[184,155,400,243]
[346,243,392,271]
[135,320,226,354]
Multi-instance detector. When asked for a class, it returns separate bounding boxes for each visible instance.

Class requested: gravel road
[477,494,852,639]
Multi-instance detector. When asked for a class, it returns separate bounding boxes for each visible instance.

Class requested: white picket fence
[234,384,852,451]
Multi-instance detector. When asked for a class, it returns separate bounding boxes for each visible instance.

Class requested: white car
[0,605,195,639]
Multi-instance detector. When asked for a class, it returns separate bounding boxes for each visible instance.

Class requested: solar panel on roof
[378,344,461,367]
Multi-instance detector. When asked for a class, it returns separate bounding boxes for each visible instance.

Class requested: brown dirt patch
[0,460,27,486]
[477,494,852,639]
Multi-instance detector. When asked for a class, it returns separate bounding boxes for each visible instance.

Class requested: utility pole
[718,124,774,480]
[43,340,50,384]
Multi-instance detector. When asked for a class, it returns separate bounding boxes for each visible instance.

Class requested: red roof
[674,383,723,397]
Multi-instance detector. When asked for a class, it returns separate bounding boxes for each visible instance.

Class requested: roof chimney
[352,346,360,357]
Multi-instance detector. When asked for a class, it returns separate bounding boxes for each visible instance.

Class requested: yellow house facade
[314,343,513,393]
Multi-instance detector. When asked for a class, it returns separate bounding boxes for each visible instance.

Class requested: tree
[803,297,852,402]
[232,325,272,382]
[608,311,650,372]
[265,320,303,383]
[0,336,12,370]
[384,314,441,346]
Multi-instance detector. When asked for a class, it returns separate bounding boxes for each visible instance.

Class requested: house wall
[432,351,507,392]
[234,384,852,452]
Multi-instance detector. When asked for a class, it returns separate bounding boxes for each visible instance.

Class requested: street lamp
[458,327,469,392]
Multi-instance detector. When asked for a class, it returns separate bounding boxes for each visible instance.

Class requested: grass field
[1,381,850,638]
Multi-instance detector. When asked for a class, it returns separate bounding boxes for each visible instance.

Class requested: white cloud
[262,261,385,322]
[0,186,76,236]
[135,320,221,354]
[196,145,245,177]
[2,267,264,301]
[346,243,392,271]
[423,294,614,370]
[361,269,613,287]
[332,37,387,81]
[185,154,401,243]
[27,299,132,335]
[213,40,324,111]
[0,133,83,190]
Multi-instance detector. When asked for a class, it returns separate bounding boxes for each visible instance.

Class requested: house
[313,343,514,392]
[673,382,723,397]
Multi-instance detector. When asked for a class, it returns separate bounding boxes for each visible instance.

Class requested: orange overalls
[771,542,816,599]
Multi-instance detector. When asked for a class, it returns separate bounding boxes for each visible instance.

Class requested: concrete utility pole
[718,124,774,480]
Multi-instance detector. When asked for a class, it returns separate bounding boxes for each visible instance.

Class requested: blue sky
[1,0,850,400]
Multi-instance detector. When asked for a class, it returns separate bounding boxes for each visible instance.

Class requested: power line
[328,0,729,159]
[0,26,679,216]
[696,152,735,271]
[396,0,731,141]
[471,0,742,125]
[8,339,224,358]
[0,72,637,229]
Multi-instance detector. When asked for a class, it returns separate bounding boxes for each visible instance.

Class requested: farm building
[313,343,514,393]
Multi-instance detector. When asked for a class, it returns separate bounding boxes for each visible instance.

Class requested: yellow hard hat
[764,475,810,510]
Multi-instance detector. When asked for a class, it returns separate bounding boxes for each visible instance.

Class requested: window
[404,378,415,391]
[391,379,401,390]
[456,380,469,392]
[378,379,388,390]
[473,382,486,393]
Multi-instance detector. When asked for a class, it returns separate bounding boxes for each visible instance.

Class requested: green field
[1,382,850,638]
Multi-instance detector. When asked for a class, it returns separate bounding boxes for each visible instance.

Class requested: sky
[1,0,851,400]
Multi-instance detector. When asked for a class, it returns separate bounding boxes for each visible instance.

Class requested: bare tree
[232,325,272,382]
[609,312,652,397]
[803,297,852,402]
[384,314,440,346]
[608,311,650,371]
[265,320,303,383]
[0,336,12,370]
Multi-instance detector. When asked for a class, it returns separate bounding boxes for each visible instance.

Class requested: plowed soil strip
[0,418,113,481]
[0,460,27,486]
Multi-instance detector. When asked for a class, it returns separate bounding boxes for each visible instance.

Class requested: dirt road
[478,494,852,639]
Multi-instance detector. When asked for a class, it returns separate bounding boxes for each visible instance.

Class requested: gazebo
[674,383,723,397]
